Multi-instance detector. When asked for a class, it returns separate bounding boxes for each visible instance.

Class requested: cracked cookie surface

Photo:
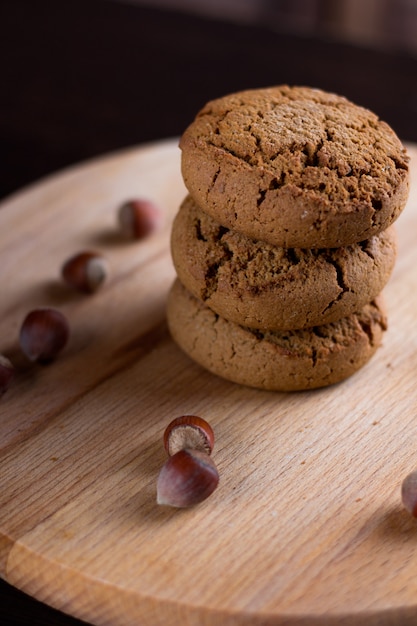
[167,279,387,391]
[180,85,409,248]
[171,195,397,330]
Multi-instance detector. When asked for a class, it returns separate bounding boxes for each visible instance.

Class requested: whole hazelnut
[163,415,215,456]
[19,308,70,364]
[118,198,162,239]
[0,355,15,396]
[62,251,108,293]
[157,449,219,508]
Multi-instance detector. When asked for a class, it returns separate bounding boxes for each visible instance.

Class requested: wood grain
[1,139,417,626]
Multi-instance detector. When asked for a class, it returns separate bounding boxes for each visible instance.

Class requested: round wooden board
[1,139,417,626]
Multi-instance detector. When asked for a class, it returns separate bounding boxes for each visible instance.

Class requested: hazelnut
[62,251,108,293]
[19,308,70,364]
[0,355,15,396]
[118,198,162,239]
[401,470,417,517]
[163,415,215,456]
[157,449,219,508]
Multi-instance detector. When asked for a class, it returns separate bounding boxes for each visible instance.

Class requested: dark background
[1,0,417,203]
[1,0,416,623]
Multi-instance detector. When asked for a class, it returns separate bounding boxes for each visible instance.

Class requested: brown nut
[62,251,108,293]
[0,355,15,396]
[401,470,417,517]
[163,415,215,456]
[157,449,219,508]
[19,308,70,364]
[118,198,162,239]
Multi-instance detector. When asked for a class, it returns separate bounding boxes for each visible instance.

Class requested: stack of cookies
[167,86,409,391]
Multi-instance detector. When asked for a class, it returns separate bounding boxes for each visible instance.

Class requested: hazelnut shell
[157,449,219,508]
[401,470,417,517]
[19,308,70,364]
[118,199,162,239]
[62,251,108,293]
[163,415,215,456]
[0,355,15,396]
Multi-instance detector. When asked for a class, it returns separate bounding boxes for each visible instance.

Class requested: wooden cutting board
[1,138,417,626]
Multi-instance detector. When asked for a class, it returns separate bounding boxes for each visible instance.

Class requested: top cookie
[180,85,409,248]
